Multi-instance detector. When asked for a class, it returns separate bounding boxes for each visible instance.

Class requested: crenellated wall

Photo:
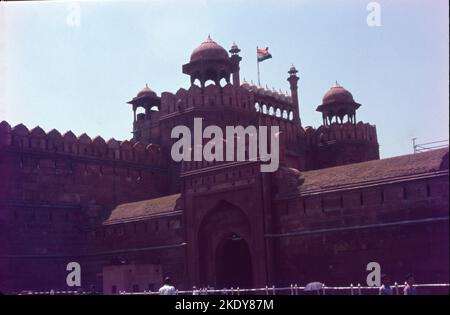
[0,121,170,292]
[157,83,305,173]
[304,121,379,169]
[271,172,449,287]
[1,122,166,166]
[159,83,294,118]
[0,121,169,205]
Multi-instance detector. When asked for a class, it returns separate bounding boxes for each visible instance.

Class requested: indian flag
[257,47,272,62]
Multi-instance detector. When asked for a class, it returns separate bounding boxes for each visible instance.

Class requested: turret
[182,35,238,87]
[308,82,379,169]
[316,81,360,126]
[127,84,161,142]
[287,65,301,126]
[229,42,242,87]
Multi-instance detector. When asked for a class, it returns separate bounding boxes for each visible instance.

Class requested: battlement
[241,81,294,113]
[159,83,296,125]
[0,121,166,167]
[302,121,379,169]
[160,84,248,115]
[304,121,378,146]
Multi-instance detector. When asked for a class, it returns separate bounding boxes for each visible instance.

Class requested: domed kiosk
[182,35,239,87]
[316,82,361,125]
[127,84,161,122]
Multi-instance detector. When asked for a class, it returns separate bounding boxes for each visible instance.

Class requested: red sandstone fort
[0,37,448,293]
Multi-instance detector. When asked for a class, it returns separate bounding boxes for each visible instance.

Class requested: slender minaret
[287,65,301,126]
[229,42,242,87]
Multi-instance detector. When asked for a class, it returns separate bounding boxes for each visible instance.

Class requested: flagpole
[257,46,261,86]
[257,61,261,86]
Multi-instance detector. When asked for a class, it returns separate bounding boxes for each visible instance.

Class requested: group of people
[158,277,177,295]
[379,274,417,295]
[159,274,418,295]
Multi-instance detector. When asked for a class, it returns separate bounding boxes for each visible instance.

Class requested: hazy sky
[1,0,448,158]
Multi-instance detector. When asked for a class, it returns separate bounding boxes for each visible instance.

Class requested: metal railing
[119,283,449,296]
[412,138,449,153]
[12,283,449,295]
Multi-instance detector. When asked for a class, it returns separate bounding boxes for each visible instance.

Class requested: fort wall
[272,174,449,286]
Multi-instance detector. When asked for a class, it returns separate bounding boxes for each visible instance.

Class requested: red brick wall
[271,175,449,286]
[0,123,169,292]
[89,213,186,292]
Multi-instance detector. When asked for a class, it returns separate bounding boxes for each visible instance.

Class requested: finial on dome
[334,80,341,87]
[207,34,211,40]
[229,41,241,54]
[288,64,298,75]
[145,83,149,88]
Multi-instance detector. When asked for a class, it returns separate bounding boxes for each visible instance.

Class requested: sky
[0,0,448,158]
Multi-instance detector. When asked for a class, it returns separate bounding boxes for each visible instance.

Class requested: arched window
[255,102,260,112]
[136,107,145,120]
[282,110,288,119]
[289,111,294,121]
[193,78,201,87]
[205,79,216,86]
[275,108,281,117]
[262,104,268,114]
[219,78,227,87]
[268,106,274,116]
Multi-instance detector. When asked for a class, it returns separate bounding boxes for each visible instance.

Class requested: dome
[136,84,157,98]
[288,65,298,75]
[322,83,355,105]
[190,35,229,62]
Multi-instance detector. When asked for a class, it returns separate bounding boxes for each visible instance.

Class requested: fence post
[322,283,326,295]
[358,283,361,295]
[272,285,276,295]
[350,283,354,295]
[394,282,399,295]
[265,285,269,295]
[231,287,234,296]
[294,284,298,295]
[290,284,294,295]
[237,287,240,296]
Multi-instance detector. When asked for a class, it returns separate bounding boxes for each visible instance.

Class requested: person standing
[88,285,98,295]
[379,274,393,295]
[403,274,417,295]
[159,277,176,295]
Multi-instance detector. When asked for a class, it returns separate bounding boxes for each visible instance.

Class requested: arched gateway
[215,233,253,288]
[197,201,254,289]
